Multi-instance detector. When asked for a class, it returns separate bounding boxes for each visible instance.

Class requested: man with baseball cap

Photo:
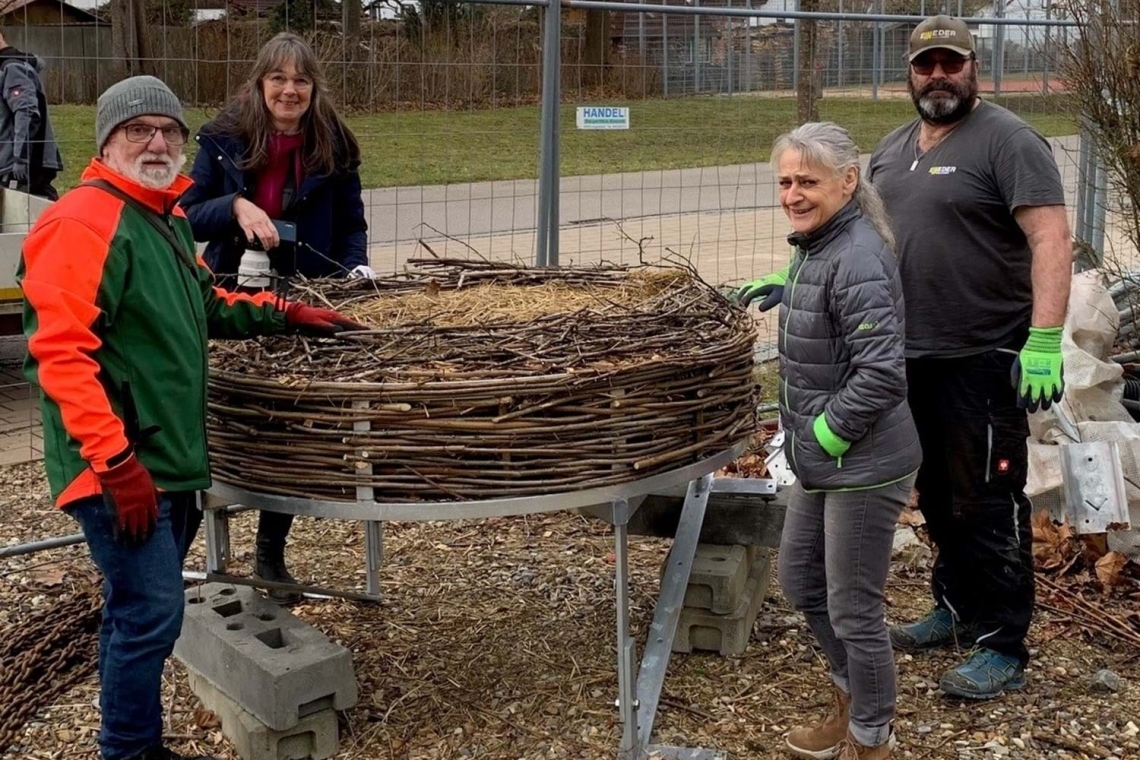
[18,75,363,760]
[869,16,1071,699]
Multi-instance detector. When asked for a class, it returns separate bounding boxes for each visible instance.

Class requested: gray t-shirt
[868,101,1066,358]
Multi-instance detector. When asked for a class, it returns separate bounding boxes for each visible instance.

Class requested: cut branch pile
[208,259,758,502]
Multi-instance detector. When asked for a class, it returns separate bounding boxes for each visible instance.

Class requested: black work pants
[907,348,1034,665]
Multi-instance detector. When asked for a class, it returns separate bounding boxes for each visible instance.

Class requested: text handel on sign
[576,106,630,130]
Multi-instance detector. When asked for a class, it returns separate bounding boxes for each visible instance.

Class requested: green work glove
[813,413,851,459]
[733,266,789,312]
[1013,326,1065,412]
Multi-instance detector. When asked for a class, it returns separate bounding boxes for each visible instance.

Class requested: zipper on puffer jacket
[781,247,807,476]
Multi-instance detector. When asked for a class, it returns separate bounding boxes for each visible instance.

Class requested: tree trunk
[583,9,610,88]
[111,0,151,79]
[795,0,821,124]
[343,0,361,38]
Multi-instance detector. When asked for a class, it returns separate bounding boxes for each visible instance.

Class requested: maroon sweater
[253,132,305,219]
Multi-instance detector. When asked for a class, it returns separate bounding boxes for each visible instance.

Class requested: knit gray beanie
[96,76,188,151]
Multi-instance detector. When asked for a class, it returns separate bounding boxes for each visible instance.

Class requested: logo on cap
[920,30,960,40]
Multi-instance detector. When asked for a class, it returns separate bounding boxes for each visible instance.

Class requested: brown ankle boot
[836,731,893,760]
[785,686,850,759]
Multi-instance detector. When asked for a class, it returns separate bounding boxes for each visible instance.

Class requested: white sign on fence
[576,106,630,130]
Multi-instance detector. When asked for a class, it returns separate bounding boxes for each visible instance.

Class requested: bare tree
[1059,0,1140,267]
[796,0,821,124]
[111,0,152,78]
[583,8,610,89]
[343,0,362,38]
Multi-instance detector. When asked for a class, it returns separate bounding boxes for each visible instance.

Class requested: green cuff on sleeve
[813,413,851,459]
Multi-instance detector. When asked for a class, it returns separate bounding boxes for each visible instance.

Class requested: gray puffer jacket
[777,201,921,491]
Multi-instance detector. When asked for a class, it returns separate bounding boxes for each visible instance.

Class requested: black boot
[254,511,303,605]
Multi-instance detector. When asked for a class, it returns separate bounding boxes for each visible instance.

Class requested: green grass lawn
[48,93,1075,191]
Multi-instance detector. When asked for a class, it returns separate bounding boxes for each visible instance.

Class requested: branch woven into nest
[207,259,759,502]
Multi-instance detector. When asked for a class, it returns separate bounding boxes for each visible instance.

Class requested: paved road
[363,135,1082,246]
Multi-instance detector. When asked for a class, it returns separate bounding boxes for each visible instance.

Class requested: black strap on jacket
[80,178,196,271]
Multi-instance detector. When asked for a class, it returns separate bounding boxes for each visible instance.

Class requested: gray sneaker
[889,608,974,652]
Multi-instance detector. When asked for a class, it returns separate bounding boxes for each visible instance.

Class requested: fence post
[1075,117,1092,247]
[992,0,1004,97]
[727,17,734,95]
[746,0,753,91]
[793,0,801,92]
[639,0,646,59]
[694,0,702,93]
[1092,155,1108,265]
[1042,0,1051,94]
[535,0,562,267]
[837,0,844,89]
[663,10,670,97]
[872,0,881,101]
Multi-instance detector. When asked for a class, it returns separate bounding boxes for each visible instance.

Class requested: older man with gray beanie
[17,75,363,760]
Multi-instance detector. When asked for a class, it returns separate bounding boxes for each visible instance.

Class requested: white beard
[127,151,187,189]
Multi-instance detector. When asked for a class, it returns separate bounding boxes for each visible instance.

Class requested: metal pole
[992,0,1004,97]
[0,532,84,558]
[535,2,561,267]
[727,16,734,95]
[663,11,670,97]
[1092,156,1108,264]
[837,0,844,89]
[1042,0,1051,94]
[746,0,752,91]
[871,1,881,101]
[694,0,701,93]
[639,0,646,58]
[1075,119,1092,245]
[793,0,801,91]
[613,501,638,758]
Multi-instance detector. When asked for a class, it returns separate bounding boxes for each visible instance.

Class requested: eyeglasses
[265,73,313,91]
[121,123,189,146]
[911,54,973,76]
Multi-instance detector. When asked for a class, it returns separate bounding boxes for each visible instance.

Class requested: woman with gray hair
[737,122,920,760]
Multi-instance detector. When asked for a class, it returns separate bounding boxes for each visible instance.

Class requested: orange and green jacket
[19,159,286,508]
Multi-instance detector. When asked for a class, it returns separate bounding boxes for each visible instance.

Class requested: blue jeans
[66,492,202,760]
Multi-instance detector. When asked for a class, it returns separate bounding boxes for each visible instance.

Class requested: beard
[130,151,187,189]
[908,68,978,125]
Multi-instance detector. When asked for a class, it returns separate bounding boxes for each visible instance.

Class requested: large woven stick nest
[207,259,759,503]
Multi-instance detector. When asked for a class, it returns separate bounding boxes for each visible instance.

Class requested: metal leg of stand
[640,474,725,760]
[364,520,384,601]
[611,497,640,760]
[202,500,230,575]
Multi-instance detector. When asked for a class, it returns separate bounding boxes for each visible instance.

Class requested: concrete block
[674,550,770,657]
[187,668,338,760]
[682,544,751,614]
[175,583,358,731]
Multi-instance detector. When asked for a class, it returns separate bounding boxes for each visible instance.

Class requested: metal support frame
[203,446,744,758]
[609,474,722,760]
[535,0,561,267]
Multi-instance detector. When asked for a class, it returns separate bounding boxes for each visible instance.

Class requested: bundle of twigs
[207,259,758,503]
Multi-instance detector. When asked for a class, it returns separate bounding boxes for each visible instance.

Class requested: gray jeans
[778,476,915,747]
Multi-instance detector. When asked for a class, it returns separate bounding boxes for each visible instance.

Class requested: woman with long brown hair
[182,32,372,604]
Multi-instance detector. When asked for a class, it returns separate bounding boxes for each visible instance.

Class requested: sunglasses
[911,54,973,76]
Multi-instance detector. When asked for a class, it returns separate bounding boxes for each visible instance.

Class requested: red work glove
[97,451,158,547]
[284,302,368,337]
